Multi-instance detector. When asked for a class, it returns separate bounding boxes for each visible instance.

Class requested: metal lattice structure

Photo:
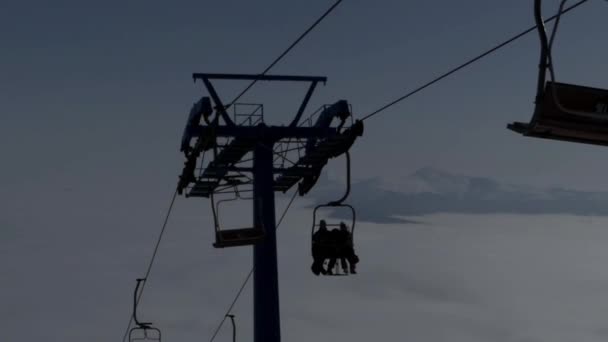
[179,74,362,199]
[176,73,363,342]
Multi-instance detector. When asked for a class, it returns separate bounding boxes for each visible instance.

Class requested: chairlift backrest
[311,203,356,243]
[541,82,608,122]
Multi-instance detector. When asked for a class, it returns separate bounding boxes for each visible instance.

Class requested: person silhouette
[311,220,330,275]
[326,226,347,275]
[339,222,359,274]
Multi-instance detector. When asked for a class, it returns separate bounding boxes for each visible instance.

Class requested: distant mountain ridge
[311,167,608,223]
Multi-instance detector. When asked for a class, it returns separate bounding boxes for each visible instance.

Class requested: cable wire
[360,0,591,122]
[120,189,179,342]
[206,189,299,342]
[227,0,343,107]
[202,0,344,200]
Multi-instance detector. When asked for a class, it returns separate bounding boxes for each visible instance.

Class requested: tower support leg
[253,141,281,342]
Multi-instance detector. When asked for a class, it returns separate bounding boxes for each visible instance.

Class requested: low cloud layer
[6,185,608,342]
[7,168,608,342]
[310,167,608,223]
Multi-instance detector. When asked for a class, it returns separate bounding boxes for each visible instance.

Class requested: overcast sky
[2,1,608,341]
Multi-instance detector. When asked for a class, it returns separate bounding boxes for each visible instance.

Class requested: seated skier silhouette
[326,222,359,275]
[339,222,359,274]
[326,226,346,275]
[311,220,330,275]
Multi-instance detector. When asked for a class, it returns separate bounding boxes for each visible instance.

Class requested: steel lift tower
[177,73,363,342]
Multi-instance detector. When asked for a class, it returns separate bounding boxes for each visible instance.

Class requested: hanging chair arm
[327,151,351,206]
[210,192,220,232]
[534,0,550,109]
[226,314,236,342]
[132,278,148,328]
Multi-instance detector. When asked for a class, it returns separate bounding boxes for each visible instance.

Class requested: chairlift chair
[129,279,161,342]
[508,0,608,146]
[311,203,356,276]
[211,187,264,248]
[309,152,358,276]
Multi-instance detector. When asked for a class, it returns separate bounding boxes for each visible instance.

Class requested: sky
[2,0,608,341]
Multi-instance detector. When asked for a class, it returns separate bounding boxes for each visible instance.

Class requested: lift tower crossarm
[193,73,327,83]
[193,73,326,128]
[192,125,337,140]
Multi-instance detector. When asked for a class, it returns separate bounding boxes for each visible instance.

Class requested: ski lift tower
[177,73,363,342]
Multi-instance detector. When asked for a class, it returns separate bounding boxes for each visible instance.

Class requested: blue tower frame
[177,73,363,342]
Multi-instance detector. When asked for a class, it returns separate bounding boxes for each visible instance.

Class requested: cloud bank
[309,167,608,223]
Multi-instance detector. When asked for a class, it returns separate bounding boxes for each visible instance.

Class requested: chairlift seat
[509,82,608,146]
[129,326,161,342]
[214,227,264,248]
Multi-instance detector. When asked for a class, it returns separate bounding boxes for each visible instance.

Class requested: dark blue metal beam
[192,125,337,140]
[201,77,236,127]
[193,73,327,83]
[290,81,319,127]
[206,166,317,175]
[253,141,281,342]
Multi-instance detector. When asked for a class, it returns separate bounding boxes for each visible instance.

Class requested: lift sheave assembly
[177,73,363,249]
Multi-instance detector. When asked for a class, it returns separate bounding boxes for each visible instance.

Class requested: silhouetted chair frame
[507,0,608,146]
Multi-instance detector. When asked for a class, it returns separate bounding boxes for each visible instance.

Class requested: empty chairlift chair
[508,0,608,146]
[129,279,161,342]
[211,191,265,248]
